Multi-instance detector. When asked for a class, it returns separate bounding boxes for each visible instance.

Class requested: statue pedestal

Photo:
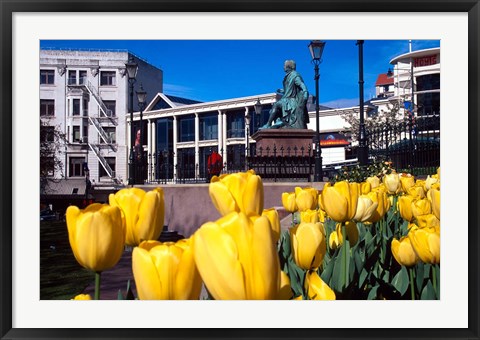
[251,129,315,155]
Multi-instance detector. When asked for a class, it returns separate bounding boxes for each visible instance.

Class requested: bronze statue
[260,60,309,129]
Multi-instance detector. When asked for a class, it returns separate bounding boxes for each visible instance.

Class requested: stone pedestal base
[251,129,315,155]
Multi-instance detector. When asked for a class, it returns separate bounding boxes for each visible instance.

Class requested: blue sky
[40,40,439,108]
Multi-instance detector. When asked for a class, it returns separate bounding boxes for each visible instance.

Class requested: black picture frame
[1,1,479,339]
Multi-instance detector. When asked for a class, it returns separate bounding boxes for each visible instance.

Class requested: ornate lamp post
[136,84,147,184]
[254,98,262,131]
[357,40,368,166]
[125,56,138,185]
[308,40,326,182]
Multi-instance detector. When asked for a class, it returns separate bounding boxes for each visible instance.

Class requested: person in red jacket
[207,151,223,182]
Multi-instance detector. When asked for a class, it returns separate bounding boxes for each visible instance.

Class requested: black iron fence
[139,114,439,184]
[365,114,440,174]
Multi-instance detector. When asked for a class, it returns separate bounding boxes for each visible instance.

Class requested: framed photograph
[1,1,478,339]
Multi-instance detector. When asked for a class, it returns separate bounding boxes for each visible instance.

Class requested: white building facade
[40,49,163,192]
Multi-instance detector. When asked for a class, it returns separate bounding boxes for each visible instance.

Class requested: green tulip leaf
[331,247,344,292]
[416,262,425,292]
[320,254,335,283]
[423,264,431,280]
[354,248,366,274]
[391,266,409,296]
[421,281,436,300]
[367,285,379,300]
[117,289,124,300]
[359,268,369,289]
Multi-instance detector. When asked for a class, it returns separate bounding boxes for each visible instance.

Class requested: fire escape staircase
[72,78,121,184]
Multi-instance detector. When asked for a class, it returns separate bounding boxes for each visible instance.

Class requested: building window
[178,115,195,142]
[68,70,77,85]
[227,111,245,138]
[199,113,218,141]
[104,100,116,117]
[72,126,81,143]
[72,99,81,116]
[40,126,55,142]
[79,70,87,85]
[40,99,55,116]
[83,125,89,143]
[103,127,116,144]
[69,157,85,177]
[99,157,116,178]
[40,70,54,85]
[100,71,116,86]
[42,156,55,177]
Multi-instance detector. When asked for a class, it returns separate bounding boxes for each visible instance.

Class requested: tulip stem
[409,267,415,300]
[432,265,438,298]
[342,224,348,290]
[95,272,101,300]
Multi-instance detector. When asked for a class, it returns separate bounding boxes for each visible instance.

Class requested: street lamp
[308,40,326,182]
[357,40,368,166]
[136,84,147,184]
[254,98,262,129]
[125,56,138,185]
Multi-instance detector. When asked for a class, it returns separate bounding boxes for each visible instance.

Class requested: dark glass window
[417,92,440,116]
[100,71,116,86]
[72,126,81,143]
[72,99,80,116]
[40,100,55,116]
[104,100,116,117]
[226,111,245,138]
[40,70,54,85]
[227,144,245,171]
[79,70,87,85]
[416,74,440,91]
[69,157,85,177]
[99,157,116,178]
[156,118,173,152]
[68,70,77,85]
[199,113,218,140]
[40,126,55,142]
[178,115,195,142]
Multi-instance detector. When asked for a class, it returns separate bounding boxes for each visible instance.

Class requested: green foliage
[333,161,394,184]
[278,203,440,300]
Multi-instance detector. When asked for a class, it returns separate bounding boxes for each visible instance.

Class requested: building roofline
[389,47,440,64]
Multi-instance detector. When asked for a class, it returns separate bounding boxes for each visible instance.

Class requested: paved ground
[82,208,292,300]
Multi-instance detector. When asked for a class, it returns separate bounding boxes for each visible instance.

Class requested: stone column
[222,111,228,165]
[173,116,178,179]
[147,119,152,181]
[217,110,223,153]
[151,121,156,180]
[194,113,200,178]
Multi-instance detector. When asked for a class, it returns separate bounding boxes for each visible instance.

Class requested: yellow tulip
[71,294,92,300]
[132,239,202,300]
[329,231,341,250]
[209,170,263,217]
[436,167,441,181]
[360,182,372,194]
[318,209,326,223]
[320,181,359,223]
[278,271,293,300]
[66,203,124,272]
[290,222,326,270]
[398,195,415,222]
[408,226,440,264]
[416,214,440,232]
[399,173,415,192]
[261,208,281,243]
[329,222,359,248]
[295,187,318,212]
[425,175,439,191]
[293,295,304,300]
[411,198,432,218]
[353,195,378,222]
[383,172,402,194]
[300,209,320,223]
[391,236,418,267]
[366,188,390,223]
[109,187,164,246]
[193,212,281,300]
[282,191,297,213]
[428,188,440,220]
[407,185,426,199]
[305,271,336,300]
[366,176,380,189]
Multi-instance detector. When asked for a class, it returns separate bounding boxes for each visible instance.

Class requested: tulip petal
[136,189,164,244]
[209,181,238,216]
[193,222,246,299]
[243,174,264,216]
[132,246,164,299]
[322,186,348,222]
